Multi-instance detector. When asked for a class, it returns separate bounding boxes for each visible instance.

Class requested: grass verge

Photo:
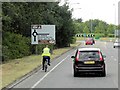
[1,42,80,89]
[99,37,115,42]
[76,37,116,42]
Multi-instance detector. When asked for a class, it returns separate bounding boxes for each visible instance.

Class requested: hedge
[2,32,31,61]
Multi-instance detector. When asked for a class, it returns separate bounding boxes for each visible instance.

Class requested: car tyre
[113,46,115,48]
[101,64,106,77]
[101,70,106,77]
[74,68,78,77]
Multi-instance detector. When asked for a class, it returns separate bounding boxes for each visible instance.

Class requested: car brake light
[75,51,80,61]
[98,51,103,61]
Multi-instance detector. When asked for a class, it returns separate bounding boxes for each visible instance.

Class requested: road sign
[75,33,95,37]
[31,25,55,44]
[31,28,38,44]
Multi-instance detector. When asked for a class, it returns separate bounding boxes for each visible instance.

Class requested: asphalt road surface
[8,40,118,89]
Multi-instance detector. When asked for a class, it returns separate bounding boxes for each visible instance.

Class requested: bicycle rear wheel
[44,60,47,72]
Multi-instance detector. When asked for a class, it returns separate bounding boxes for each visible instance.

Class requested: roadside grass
[99,37,116,42]
[76,37,85,41]
[1,42,80,89]
[76,37,116,42]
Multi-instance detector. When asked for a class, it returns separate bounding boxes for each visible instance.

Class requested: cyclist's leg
[48,56,50,66]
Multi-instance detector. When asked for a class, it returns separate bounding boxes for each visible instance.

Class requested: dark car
[71,48,106,77]
[85,38,95,45]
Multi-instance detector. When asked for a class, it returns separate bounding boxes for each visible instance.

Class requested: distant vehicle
[85,38,95,45]
[113,39,120,48]
[71,48,106,77]
[91,38,95,44]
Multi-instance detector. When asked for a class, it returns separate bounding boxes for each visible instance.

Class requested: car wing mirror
[103,55,106,58]
[71,56,75,58]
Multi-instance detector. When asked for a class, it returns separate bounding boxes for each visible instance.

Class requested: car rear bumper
[75,66,104,72]
[86,42,93,45]
[114,43,120,47]
[114,45,120,47]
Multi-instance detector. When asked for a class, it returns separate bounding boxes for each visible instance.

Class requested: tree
[73,19,116,36]
[83,26,89,33]
[95,26,101,33]
[117,24,120,29]
[107,24,115,34]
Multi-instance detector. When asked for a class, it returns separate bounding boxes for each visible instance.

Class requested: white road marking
[104,42,107,48]
[111,56,113,58]
[31,55,70,88]
[113,79,118,88]
[114,59,117,61]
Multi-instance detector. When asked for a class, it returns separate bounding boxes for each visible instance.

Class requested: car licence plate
[84,61,95,64]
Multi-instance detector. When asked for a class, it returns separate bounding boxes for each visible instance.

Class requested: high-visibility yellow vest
[42,47,51,56]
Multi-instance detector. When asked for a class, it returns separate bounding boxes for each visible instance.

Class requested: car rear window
[86,38,91,40]
[86,38,92,41]
[79,51,100,60]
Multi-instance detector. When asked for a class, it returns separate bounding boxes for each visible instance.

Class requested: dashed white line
[110,56,117,61]
[113,80,118,88]
[114,59,117,61]
[31,55,70,88]
[104,42,107,48]
[111,56,113,58]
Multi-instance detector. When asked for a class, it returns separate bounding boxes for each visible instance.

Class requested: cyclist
[42,45,51,70]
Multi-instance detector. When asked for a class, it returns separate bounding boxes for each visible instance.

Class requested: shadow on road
[75,73,106,78]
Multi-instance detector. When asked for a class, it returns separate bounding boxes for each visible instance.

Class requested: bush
[108,34,114,37]
[2,32,31,61]
[71,37,76,44]
[95,33,105,37]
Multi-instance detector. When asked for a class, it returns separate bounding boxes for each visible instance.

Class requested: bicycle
[44,58,48,72]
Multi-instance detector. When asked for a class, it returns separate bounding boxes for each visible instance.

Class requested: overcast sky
[59,0,120,25]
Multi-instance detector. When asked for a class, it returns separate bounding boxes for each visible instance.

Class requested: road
[8,41,118,89]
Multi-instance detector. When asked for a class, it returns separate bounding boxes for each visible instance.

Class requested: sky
[59,0,120,25]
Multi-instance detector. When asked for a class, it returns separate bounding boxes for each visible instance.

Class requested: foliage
[108,34,114,37]
[2,32,31,61]
[83,26,89,33]
[94,33,105,37]
[74,19,117,36]
[70,37,76,44]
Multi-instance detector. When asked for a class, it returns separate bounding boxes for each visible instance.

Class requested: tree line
[73,19,118,37]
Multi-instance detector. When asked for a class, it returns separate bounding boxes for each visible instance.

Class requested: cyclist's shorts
[43,56,50,60]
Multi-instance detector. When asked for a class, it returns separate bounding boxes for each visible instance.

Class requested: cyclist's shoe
[42,68,44,70]
[48,63,50,66]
